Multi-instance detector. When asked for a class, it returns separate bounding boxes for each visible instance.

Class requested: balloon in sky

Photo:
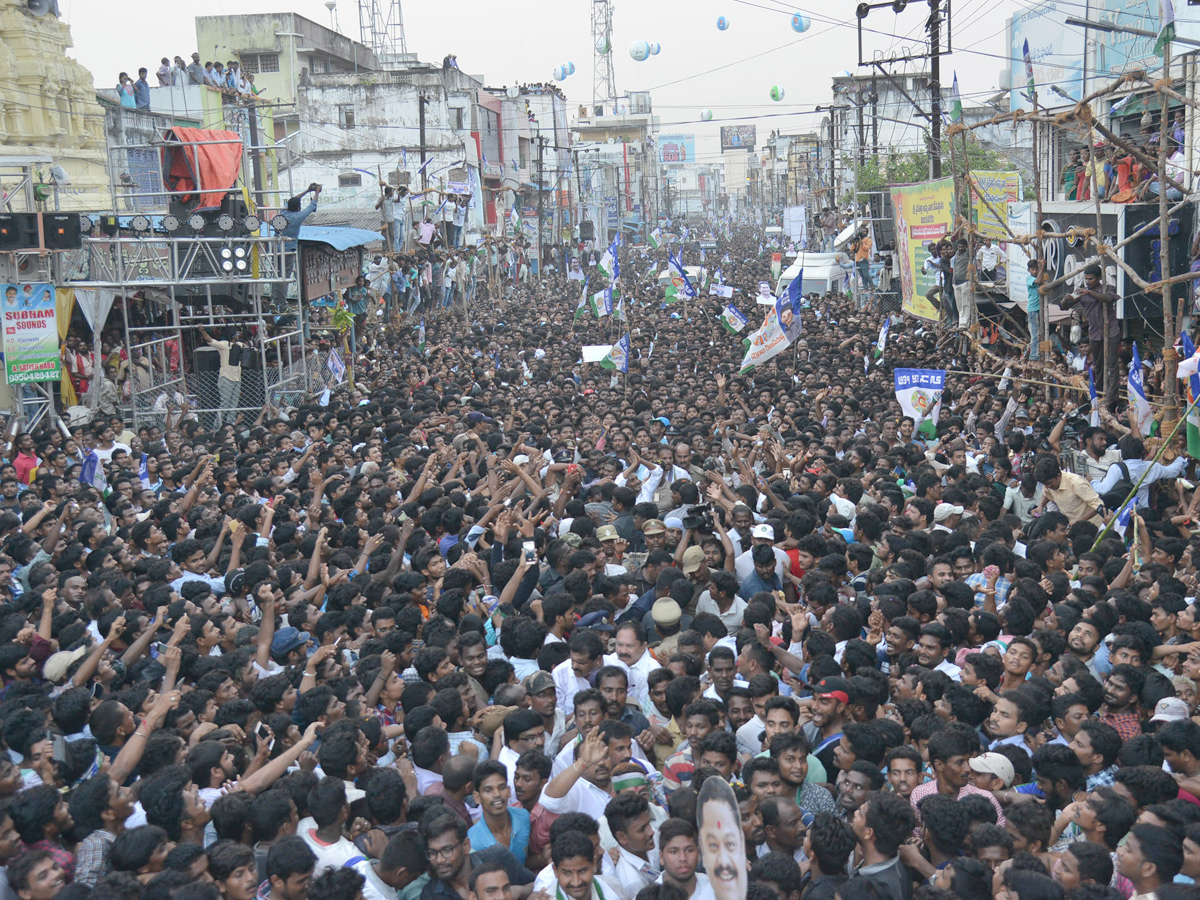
[716,15,730,30]
[567,61,576,74]
[649,42,661,55]
[595,35,611,54]
[770,85,786,101]
[553,65,565,81]
[790,13,810,32]
[630,40,651,61]
[700,109,714,121]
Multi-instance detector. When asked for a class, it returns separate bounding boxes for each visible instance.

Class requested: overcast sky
[64,0,1022,163]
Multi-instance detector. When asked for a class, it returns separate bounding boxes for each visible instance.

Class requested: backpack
[226,343,242,366]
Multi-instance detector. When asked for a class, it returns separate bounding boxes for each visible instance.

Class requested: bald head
[443,753,476,793]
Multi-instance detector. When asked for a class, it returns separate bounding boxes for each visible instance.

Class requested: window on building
[518,137,530,170]
[338,104,355,128]
[256,53,279,73]
[452,107,465,130]
[338,172,362,187]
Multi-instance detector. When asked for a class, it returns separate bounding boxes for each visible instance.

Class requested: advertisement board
[1089,0,1200,81]
[720,125,757,151]
[659,134,696,166]
[889,178,954,322]
[971,171,1022,240]
[1009,1,1085,112]
[2,283,60,384]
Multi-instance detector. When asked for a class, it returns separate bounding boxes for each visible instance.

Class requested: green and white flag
[599,333,630,372]
[721,305,748,334]
[648,227,662,249]
[894,368,945,438]
[589,287,614,319]
[1155,0,1176,55]
[597,250,615,279]
[950,72,963,124]
[417,318,426,355]
[574,288,590,321]
[613,294,627,322]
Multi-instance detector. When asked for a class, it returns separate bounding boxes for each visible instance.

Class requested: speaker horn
[26,0,52,17]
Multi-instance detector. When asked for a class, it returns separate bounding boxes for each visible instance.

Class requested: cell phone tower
[592,0,616,111]
[358,0,407,63]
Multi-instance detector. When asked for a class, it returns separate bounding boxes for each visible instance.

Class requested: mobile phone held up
[522,541,537,565]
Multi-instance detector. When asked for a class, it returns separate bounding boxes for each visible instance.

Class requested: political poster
[971,171,1022,241]
[326,347,346,384]
[697,776,746,900]
[894,368,946,437]
[739,308,794,374]
[2,283,61,384]
[889,178,954,322]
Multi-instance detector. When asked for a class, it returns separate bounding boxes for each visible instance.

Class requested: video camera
[683,503,715,533]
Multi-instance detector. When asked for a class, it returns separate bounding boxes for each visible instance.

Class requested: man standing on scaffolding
[199,325,242,429]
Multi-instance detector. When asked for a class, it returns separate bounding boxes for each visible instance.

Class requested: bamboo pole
[1159,43,1178,417]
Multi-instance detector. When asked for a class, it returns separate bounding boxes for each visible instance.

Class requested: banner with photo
[2,283,61,383]
[889,178,954,322]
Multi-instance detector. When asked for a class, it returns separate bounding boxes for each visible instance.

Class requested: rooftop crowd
[2,221,1200,900]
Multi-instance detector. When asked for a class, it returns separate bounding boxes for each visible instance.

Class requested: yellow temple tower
[0,0,110,209]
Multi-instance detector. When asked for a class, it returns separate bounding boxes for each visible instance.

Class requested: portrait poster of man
[697,775,746,900]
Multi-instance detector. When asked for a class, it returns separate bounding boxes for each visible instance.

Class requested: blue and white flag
[138,453,150,488]
[79,450,107,494]
[1088,369,1101,428]
[895,369,946,438]
[668,251,697,298]
[720,305,748,333]
[600,333,630,373]
[875,315,890,360]
[775,269,803,340]
[1128,341,1154,436]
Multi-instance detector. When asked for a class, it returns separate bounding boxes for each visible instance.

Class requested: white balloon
[701,109,714,121]
[595,36,611,54]
[630,40,651,62]
[649,42,661,55]
[553,65,565,81]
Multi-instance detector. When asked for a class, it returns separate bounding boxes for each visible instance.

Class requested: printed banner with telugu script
[2,283,61,383]
[889,179,954,322]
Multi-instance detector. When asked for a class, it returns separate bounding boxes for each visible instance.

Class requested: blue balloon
[649,42,661,55]
[567,61,576,74]
[790,13,810,32]
[716,15,730,30]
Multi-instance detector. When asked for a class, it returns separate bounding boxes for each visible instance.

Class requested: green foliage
[847,139,1019,200]
[331,306,355,334]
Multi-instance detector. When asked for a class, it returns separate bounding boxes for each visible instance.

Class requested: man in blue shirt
[738,544,782,600]
[275,184,322,307]
[134,68,151,109]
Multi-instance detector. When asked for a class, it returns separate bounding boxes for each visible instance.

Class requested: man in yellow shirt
[1032,457,1104,524]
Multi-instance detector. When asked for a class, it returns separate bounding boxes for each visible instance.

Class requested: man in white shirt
[497,708,546,794]
[976,236,1000,282]
[299,777,362,872]
[614,622,657,702]
[538,731,615,823]
[916,623,962,681]
[604,792,660,897]
[656,818,716,900]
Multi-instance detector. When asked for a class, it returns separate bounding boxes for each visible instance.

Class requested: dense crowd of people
[4,221,1200,900]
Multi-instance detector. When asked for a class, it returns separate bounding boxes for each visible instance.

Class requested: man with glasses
[418,813,536,900]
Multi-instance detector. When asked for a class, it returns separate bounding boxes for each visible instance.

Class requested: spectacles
[427,840,464,861]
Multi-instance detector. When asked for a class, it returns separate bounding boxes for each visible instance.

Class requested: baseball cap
[651,416,671,427]
[680,546,705,575]
[651,598,683,627]
[524,671,556,696]
[466,411,495,425]
[271,626,310,657]
[560,532,583,549]
[42,647,88,685]
[969,752,1016,788]
[664,517,685,531]
[812,676,854,704]
[1149,696,1189,723]
[642,519,666,535]
[934,503,965,523]
[752,524,776,540]
[577,610,614,632]
[596,524,619,542]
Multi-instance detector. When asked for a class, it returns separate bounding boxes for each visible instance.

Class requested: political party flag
[950,72,963,124]
[1178,332,1200,457]
[714,268,723,284]
[608,238,622,279]
[80,449,108,495]
[418,318,426,355]
[138,453,150,489]
[664,280,681,304]
[710,284,735,299]
[895,369,946,439]
[1156,0,1176,55]
[1023,39,1036,95]
[1088,369,1101,428]
[598,250,615,279]
[613,294,626,322]
[649,227,662,249]
[600,333,630,372]
[668,252,697,298]
[775,269,803,339]
[1128,341,1154,436]
[721,305,748,334]
[508,206,518,230]
[574,288,590,321]
[588,288,614,318]
[875,316,891,359]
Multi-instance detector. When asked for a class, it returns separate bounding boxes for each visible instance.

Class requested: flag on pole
[721,305,748,334]
[600,333,631,372]
[597,250,615,280]
[1155,0,1176,55]
[949,72,963,124]
[574,287,591,321]
[79,450,108,495]
[1128,341,1154,436]
[648,227,662,249]
[588,287,614,318]
[613,294,626,322]
[895,369,945,439]
[875,316,891,359]
[608,237,621,279]
[1023,39,1036,96]
[668,252,697,298]
[1178,332,1200,457]
[1088,370,1101,428]
[417,318,426,355]
[776,269,803,338]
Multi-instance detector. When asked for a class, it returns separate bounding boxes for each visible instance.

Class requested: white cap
[934,503,965,523]
[1149,697,1189,723]
[751,524,776,540]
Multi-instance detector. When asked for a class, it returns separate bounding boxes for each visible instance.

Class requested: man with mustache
[697,777,747,900]
[537,730,615,823]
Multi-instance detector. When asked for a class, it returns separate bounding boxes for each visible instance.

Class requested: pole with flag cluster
[1128,342,1155,437]
[1177,331,1200,457]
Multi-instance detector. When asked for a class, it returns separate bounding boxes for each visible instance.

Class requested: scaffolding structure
[1,132,312,432]
[941,60,1194,417]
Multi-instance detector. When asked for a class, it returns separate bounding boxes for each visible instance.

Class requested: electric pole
[537,135,546,269]
[418,93,429,193]
[929,0,942,178]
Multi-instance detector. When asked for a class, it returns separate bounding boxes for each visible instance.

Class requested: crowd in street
[3,221,1200,900]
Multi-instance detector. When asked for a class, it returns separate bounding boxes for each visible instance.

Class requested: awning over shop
[298,226,384,250]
